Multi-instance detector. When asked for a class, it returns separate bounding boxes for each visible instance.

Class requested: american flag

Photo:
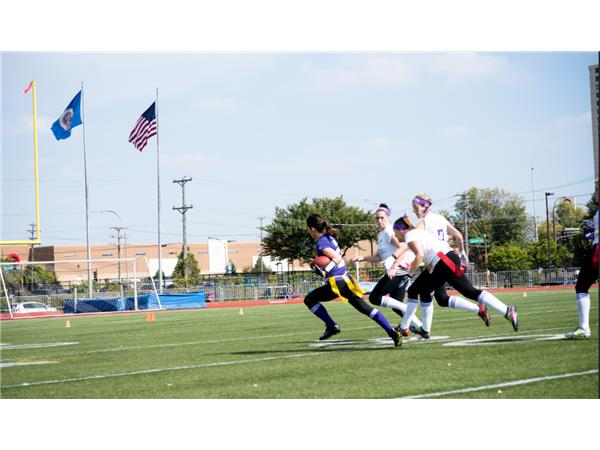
[128,102,157,151]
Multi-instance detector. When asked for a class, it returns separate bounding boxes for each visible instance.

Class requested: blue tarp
[150,292,206,310]
[63,292,205,313]
[63,294,151,314]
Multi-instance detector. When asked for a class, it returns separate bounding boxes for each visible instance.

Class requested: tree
[450,187,529,270]
[262,196,376,263]
[527,240,573,269]
[488,243,532,272]
[171,251,201,288]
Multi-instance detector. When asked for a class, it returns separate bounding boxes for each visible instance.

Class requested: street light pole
[544,192,554,265]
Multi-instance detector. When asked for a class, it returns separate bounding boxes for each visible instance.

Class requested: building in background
[589,64,599,179]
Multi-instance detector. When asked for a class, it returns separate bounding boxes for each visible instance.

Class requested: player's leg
[343,281,400,346]
[387,276,425,330]
[304,283,341,340]
[439,253,518,331]
[435,278,490,326]
[567,244,597,338]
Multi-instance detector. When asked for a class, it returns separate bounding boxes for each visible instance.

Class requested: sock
[421,302,434,332]
[381,295,405,316]
[401,299,419,330]
[382,296,425,328]
[576,293,590,330]
[369,308,394,334]
[449,295,479,313]
[477,291,508,316]
[309,303,336,328]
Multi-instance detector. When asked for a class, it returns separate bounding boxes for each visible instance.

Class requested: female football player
[391,213,518,337]
[353,203,427,337]
[566,179,598,339]
[304,213,401,346]
[410,193,489,333]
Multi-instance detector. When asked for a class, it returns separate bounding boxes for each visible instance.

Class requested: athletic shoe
[393,325,410,337]
[409,324,430,339]
[388,329,402,347]
[477,303,490,327]
[505,305,518,332]
[319,324,341,340]
[565,327,591,339]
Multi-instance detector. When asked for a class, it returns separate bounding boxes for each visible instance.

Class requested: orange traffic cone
[146,311,155,322]
[239,308,244,316]
[65,320,71,328]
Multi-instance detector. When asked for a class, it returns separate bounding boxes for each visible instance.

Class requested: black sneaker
[389,329,402,347]
[409,324,430,339]
[319,324,341,340]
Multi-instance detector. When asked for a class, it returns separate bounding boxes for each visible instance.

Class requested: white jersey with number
[405,229,452,272]
[423,212,450,242]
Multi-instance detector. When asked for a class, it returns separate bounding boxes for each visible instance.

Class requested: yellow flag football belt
[328,273,366,303]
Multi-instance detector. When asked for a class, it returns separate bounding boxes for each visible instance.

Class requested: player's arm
[446,222,468,264]
[322,247,342,264]
[407,240,424,277]
[354,254,381,263]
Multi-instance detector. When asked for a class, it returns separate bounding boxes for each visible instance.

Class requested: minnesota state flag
[51,90,82,140]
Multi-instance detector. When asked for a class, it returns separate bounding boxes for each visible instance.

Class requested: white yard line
[397,369,599,399]
[2,351,334,389]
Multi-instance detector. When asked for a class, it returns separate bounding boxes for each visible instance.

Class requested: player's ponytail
[307,213,338,237]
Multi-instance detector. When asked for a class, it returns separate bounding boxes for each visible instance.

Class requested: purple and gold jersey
[316,234,347,277]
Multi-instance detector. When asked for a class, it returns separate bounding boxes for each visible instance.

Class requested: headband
[412,196,431,208]
[393,212,410,231]
[393,221,409,231]
[376,206,392,216]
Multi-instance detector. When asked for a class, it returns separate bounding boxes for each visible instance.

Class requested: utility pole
[27,223,37,262]
[545,192,554,266]
[531,166,538,241]
[258,216,266,275]
[173,177,193,283]
[27,223,36,291]
[111,226,126,282]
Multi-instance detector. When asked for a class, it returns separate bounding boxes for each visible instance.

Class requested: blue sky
[1,52,597,245]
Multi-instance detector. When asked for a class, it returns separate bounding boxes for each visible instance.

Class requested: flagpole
[31,81,40,242]
[156,88,163,294]
[81,82,93,299]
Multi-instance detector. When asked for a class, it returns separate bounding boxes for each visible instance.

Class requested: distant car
[14,302,58,313]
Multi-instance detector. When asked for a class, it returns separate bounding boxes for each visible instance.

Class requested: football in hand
[311,255,331,269]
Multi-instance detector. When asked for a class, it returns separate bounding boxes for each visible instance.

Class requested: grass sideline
[0,288,597,399]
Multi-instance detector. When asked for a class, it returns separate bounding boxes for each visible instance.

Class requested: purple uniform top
[316,234,347,277]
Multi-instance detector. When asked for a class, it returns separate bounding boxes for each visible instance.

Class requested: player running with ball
[303,213,401,347]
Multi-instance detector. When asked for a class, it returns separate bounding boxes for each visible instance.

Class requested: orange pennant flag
[24,81,33,94]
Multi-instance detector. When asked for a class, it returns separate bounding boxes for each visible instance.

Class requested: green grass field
[1,288,597,399]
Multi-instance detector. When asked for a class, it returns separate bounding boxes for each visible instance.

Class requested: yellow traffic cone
[239,308,244,316]
[65,320,71,328]
[522,291,528,298]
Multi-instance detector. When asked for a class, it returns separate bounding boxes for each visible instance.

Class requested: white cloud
[305,56,418,90]
[551,112,592,128]
[367,137,390,149]
[435,126,470,137]
[303,53,527,91]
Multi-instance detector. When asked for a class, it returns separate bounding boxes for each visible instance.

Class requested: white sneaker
[565,327,591,339]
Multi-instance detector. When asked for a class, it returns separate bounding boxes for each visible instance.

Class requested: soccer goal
[0,257,161,319]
